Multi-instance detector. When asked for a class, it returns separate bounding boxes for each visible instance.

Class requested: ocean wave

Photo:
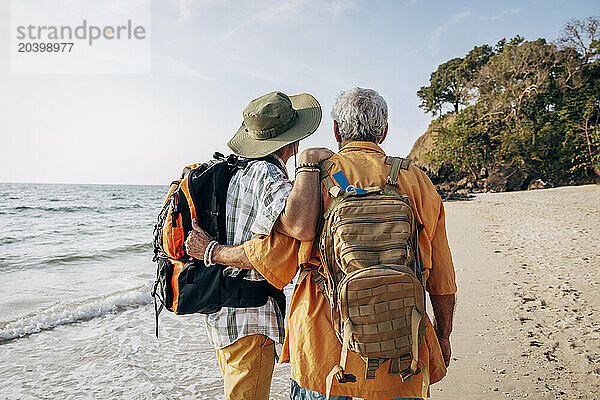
[0,284,153,343]
[7,204,145,214]
[13,205,97,213]
[42,243,152,266]
[112,204,144,210]
[0,243,153,271]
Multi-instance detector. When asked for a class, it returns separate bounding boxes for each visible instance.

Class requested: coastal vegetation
[414,17,600,191]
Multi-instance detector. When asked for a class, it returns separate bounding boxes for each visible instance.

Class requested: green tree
[558,59,600,174]
[417,45,494,116]
[475,38,562,124]
[417,57,464,116]
[418,19,600,187]
[424,112,490,179]
[493,35,525,53]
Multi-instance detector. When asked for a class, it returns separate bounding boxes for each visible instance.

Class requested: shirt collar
[339,141,386,155]
[270,153,286,168]
[269,153,288,176]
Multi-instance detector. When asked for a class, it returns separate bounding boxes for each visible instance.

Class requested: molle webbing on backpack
[318,155,427,399]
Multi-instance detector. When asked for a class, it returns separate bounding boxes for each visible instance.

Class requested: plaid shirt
[205,154,291,349]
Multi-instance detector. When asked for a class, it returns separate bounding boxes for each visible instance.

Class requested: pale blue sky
[1,0,598,184]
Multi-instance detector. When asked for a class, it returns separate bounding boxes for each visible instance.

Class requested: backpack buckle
[400,367,420,382]
[328,186,342,197]
[336,371,356,383]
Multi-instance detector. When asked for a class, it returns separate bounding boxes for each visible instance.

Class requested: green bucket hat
[228,91,322,159]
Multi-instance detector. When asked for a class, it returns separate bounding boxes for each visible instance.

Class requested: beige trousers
[216,334,276,400]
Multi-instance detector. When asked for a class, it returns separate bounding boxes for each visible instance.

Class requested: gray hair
[330,87,388,143]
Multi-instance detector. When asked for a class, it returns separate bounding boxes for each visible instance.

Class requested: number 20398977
[18,42,74,52]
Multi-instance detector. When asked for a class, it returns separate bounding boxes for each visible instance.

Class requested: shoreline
[2,184,598,399]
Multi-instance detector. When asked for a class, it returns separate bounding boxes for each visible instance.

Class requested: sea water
[0,183,289,399]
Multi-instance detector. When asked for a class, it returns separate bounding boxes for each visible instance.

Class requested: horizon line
[0,181,166,186]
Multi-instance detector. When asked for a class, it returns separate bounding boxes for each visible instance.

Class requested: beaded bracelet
[207,240,218,266]
[203,240,211,266]
[296,168,320,174]
[295,162,320,171]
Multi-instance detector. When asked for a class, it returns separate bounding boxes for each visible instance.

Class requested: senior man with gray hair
[188,87,457,399]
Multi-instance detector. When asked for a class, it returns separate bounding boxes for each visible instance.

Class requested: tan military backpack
[315,157,428,397]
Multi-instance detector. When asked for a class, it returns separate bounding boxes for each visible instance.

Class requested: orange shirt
[244,141,457,399]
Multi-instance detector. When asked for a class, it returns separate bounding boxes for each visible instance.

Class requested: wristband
[207,240,218,266]
[204,240,218,266]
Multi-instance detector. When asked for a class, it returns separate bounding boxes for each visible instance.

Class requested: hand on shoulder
[299,147,335,164]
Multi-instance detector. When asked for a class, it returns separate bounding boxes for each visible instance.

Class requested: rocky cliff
[407,116,554,198]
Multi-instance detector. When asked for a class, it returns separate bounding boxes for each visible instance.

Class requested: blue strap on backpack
[331,170,367,194]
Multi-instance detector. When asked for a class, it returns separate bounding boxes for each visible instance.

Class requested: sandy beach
[268,185,600,399]
[2,184,598,399]
[431,184,600,399]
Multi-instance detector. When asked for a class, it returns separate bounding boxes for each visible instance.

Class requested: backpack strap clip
[299,266,329,302]
[320,159,368,196]
[385,156,410,190]
[312,269,328,294]
[366,358,380,379]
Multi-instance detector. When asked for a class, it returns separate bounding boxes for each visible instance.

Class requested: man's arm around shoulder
[274,147,333,241]
[184,147,334,271]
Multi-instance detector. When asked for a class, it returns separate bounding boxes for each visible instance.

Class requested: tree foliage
[423,112,491,179]
[417,45,494,116]
[559,16,600,62]
[420,17,600,184]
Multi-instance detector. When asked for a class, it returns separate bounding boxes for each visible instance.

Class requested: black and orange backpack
[151,152,285,336]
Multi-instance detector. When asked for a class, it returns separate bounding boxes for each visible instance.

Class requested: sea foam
[0,284,153,343]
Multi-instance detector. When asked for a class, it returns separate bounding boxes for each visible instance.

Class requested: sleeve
[244,231,300,289]
[426,201,458,295]
[250,162,293,236]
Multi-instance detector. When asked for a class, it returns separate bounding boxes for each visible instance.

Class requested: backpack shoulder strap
[385,156,410,190]
[319,159,342,198]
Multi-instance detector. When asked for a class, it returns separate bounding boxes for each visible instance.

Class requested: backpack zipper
[336,194,412,206]
[339,243,407,259]
[332,216,409,232]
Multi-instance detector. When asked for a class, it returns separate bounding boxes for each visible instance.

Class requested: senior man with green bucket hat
[186,90,333,400]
